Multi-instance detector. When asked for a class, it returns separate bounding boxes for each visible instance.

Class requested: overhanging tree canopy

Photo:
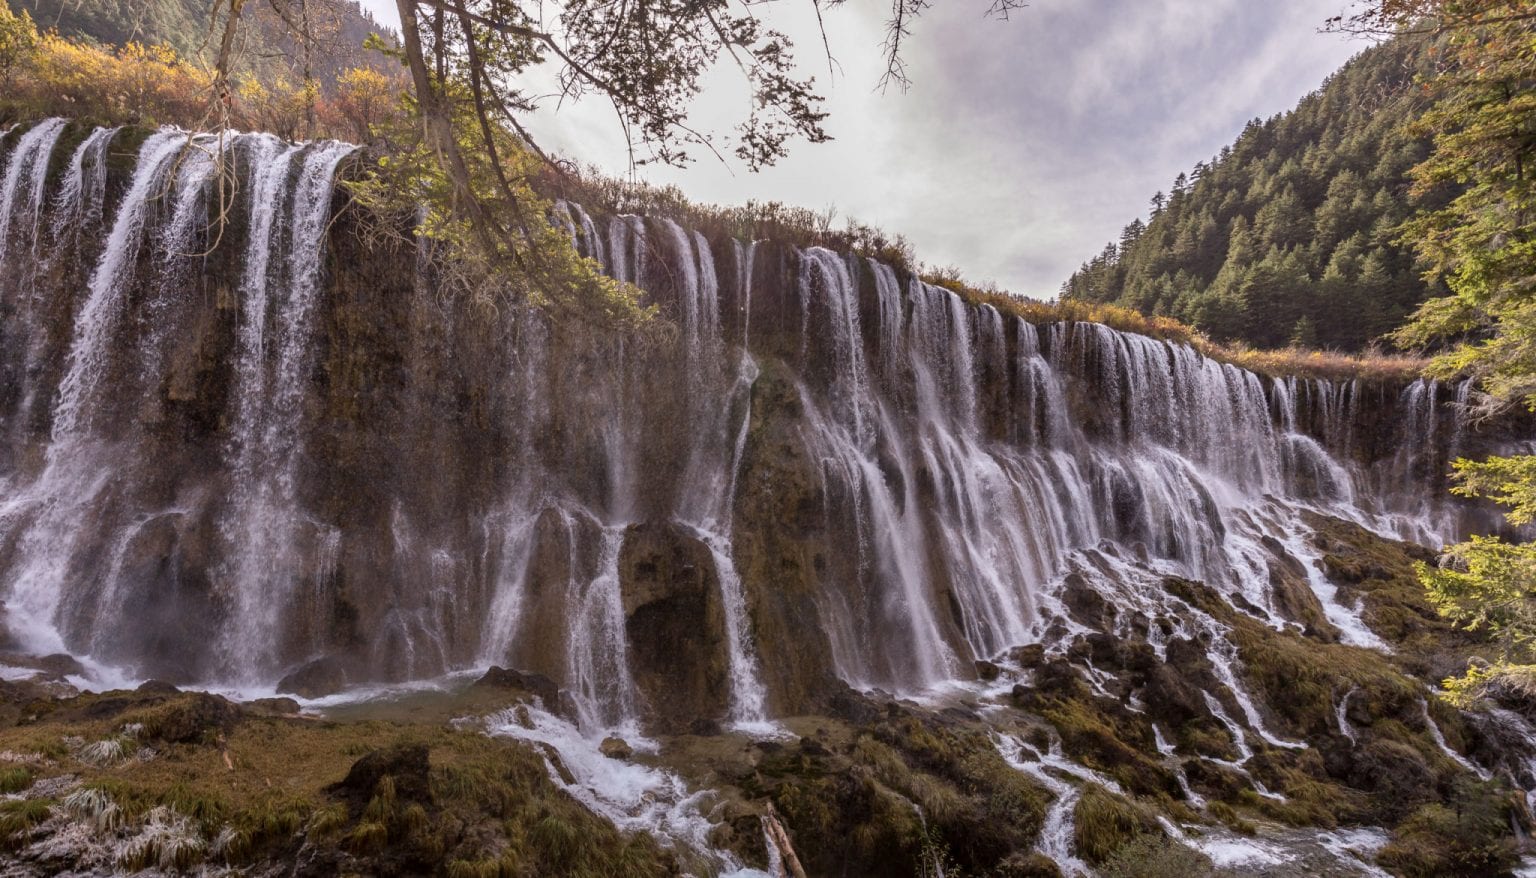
[208,0,1021,317]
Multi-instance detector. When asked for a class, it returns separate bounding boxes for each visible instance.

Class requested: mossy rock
[0,684,678,876]
[1096,833,1215,878]
[1014,661,1178,799]
[996,850,1065,877]
[1377,784,1520,878]
[1156,544,1520,838]
[1072,783,1162,865]
[117,692,242,745]
[740,708,1055,876]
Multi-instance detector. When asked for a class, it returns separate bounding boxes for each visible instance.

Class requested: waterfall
[50,130,189,443]
[219,138,355,680]
[0,118,70,430]
[0,117,66,270]
[565,526,640,732]
[0,123,1523,741]
[0,129,190,660]
[1421,697,1491,780]
[49,126,117,248]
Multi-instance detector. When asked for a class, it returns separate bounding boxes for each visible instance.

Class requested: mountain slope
[1062,37,1446,352]
[13,0,391,85]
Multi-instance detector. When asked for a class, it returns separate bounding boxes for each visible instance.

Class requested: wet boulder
[276,655,352,699]
[126,692,242,745]
[1016,658,1091,705]
[471,666,560,709]
[1183,757,1250,801]
[136,679,181,695]
[824,683,882,725]
[244,696,301,716]
[1060,573,1116,631]
[1140,661,1209,729]
[618,520,730,733]
[1350,739,1435,820]
[331,742,432,805]
[1009,643,1046,668]
[600,736,633,759]
[996,851,1063,878]
[0,652,86,680]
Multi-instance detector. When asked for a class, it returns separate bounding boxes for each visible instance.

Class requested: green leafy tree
[1290,315,1319,348]
[1062,36,1443,352]
[316,0,1020,320]
[1391,8,1536,406]
[1347,0,1536,700]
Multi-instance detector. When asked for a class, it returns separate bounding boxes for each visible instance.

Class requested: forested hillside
[13,0,390,84]
[1061,38,1447,351]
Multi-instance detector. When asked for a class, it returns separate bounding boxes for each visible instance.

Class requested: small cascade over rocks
[482,702,759,875]
[0,119,1529,747]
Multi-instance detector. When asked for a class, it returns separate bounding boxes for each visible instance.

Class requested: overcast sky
[357,0,1369,298]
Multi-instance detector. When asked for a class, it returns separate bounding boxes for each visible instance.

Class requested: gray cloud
[357,0,1364,297]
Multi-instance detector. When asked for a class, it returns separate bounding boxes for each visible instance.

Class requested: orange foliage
[319,66,398,144]
[8,34,211,127]
[0,8,1430,385]
[0,12,404,143]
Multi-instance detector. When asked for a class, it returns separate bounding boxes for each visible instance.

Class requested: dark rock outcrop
[618,520,729,733]
[277,656,353,699]
[470,666,560,709]
[331,742,433,805]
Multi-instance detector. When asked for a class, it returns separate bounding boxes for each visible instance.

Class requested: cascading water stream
[993,730,1112,876]
[0,126,1523,765]
[218,136,341,680]
[1,122,1533,875]
[50,130,189,444]
[565,526,642,734]
[0,129,191,659]
[482,702,767,877]
[0,117,66,269]
[1337,687,1358,744]
[48,125,117,250]
[1421,697,1491,780]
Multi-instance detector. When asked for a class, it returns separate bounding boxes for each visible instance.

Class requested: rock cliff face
[0,119,1527,739]
[9,118,1536,877]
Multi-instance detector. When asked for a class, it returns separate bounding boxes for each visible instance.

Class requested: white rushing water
[219,138,356,680]
[0,117,66,269]
[0,119,1533,877]
[50,130,189,444]
[483,702,763,877]
[0,123,1525,827]
[0,126,1502,713]
[49,125,117,249]
[1421,696,1492,780]
[994,729,1125,876]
